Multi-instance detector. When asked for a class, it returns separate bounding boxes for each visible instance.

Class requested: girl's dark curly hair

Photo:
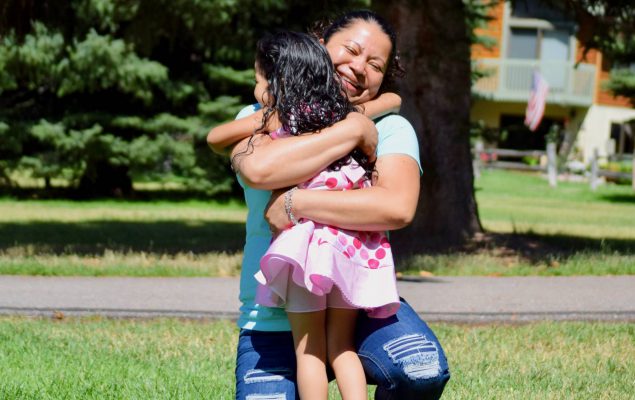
[246,31,373,178]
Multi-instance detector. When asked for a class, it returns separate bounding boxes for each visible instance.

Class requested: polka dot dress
[255,135,400,318]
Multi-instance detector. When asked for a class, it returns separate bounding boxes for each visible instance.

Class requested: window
[507,27,570,60]
[610,122,634,156]
[508,28,538,59]
[512,0,569,21]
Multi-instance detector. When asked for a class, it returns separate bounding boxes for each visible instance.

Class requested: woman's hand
[265,188,291,235]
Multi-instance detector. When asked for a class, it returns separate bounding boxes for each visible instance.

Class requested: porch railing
[472,58,596,106]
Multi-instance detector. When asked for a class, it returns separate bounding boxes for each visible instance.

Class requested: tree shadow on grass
[452,231,635,268]
[0,220,246,255]
[0,186,242,204]
[397,231,635,269]
[599,193,635,204]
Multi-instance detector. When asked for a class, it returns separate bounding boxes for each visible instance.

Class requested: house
[471,0,635,163]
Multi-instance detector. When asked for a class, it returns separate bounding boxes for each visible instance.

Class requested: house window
[610,122,634,156]
[507,27,571,91]
[508,28,538,59]
[511,0,569,21]
[507,27,570,60]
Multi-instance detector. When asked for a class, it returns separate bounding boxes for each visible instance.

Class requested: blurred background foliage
[2,0,631,199]
[0,0,368,197]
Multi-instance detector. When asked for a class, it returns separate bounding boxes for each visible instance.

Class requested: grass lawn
[476,170,635,239]
[404,170,635,276]
[0,317,632,399]
[1,170,633,276]
[0,199,246,276]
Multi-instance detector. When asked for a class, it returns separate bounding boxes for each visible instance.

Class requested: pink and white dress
[254,129,400,318]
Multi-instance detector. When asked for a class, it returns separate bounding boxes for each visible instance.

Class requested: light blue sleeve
[375,114,422,173]
[235,103,261,120]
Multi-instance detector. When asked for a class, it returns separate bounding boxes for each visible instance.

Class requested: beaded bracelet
[284,187,300,225]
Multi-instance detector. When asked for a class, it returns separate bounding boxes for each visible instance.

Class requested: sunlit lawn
[0,199,246,276]
[1,170,633,276]
[405,170,635,276]
[1,175,633,399]
[476,170,635,239]
[0,317,632,399]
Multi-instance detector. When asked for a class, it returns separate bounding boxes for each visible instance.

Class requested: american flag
[524,70,549,131]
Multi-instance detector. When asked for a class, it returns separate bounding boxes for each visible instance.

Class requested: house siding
[471,1,505,59]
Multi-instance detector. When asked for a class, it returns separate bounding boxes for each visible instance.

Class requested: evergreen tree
[0,0,366,196]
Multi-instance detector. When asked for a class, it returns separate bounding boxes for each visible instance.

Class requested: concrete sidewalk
[1,275,634,322]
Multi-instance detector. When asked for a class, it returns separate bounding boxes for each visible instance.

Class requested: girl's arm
[266,154,420,232]
[359,92,401,119]
[231,112,378,190]
[207,92,399,155]
[207,109,276,154]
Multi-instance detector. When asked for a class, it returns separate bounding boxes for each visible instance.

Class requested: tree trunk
[375,0,483,253]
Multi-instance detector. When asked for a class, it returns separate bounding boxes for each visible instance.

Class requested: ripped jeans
[234,299,450,399]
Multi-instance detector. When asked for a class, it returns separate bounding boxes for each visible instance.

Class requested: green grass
[0,251,242,277]
[0,317,632,399]
[1,170,634,277]
[401,251,635,276]
[402,170,635,276]
[476,170,635,239]
[0,199,245,276]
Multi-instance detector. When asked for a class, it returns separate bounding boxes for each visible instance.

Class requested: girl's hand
[348,113,378,162]
[358,92,401,119]
[265,188,291,235]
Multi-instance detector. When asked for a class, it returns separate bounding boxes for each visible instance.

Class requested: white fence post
[473,140,484,179]
[547,142,557,187]
[590,148,599,191]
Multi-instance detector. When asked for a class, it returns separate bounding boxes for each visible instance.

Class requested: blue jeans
[235,299,450,399]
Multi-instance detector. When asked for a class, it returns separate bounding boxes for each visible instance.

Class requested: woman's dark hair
[313,10,405,92]
[236,31,373,178]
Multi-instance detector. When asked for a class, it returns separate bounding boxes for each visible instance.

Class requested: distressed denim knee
[356,299,450,399]
[382,332,449,388]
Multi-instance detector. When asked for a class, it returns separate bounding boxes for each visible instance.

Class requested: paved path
[1,275,634,322]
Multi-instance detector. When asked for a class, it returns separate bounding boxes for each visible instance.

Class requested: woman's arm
[359,92,401,119]
[231,112,378,190]
[266,154,420,232]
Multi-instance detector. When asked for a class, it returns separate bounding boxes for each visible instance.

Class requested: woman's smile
[339,73,362,96]
[324,20,391,105]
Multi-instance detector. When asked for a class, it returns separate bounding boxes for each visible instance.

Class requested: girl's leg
[327,308,367,400]
[287,310,328,400]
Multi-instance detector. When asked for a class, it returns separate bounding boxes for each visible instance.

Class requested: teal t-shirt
[234,104,421,331]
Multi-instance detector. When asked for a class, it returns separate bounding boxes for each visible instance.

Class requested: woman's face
[324,20,392,105]
[253,64,270,107]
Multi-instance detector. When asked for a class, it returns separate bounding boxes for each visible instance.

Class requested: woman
[208,10,450,399]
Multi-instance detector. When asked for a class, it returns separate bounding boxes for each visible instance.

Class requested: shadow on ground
[396,231,635,270]
[0,187,241,204]
[451,231,632,262]
[0,220,246,255]
[599,193,635,204]
[477,232,635,260]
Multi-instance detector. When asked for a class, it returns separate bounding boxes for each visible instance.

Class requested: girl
[235,31,400,400]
